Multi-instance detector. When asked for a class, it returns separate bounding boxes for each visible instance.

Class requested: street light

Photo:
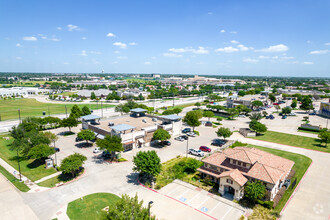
[186,136,189,157]
[148,201,154,220]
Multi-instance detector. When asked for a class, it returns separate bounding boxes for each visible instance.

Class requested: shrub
[230,141,248,148]
[256,199,274,209]
[193,130,200,136]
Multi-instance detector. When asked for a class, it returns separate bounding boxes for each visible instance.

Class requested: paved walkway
[35,171,61,184]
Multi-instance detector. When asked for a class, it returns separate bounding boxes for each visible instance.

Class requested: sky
[0,0,329,77]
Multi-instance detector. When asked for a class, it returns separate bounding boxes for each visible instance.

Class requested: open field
[0,98,114,121]
[0,136,57,181]
[0,81,53,87]
[246,144,312,213]
[66,193,120,220]
[249,130,329,153]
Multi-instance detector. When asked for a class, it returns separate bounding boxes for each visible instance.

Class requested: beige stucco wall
[219,177,244,200]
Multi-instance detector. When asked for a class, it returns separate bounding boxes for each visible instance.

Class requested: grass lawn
[0,165,30,192]
[56,91,77,96]
[38,170,84,188]
[249,131,329,153]
[246,144,312,213]
[0,136,57,182]
[66,193,120,220]
[0,98,115,121]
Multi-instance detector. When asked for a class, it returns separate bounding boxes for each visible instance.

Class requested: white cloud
[231,40,239,44]
[82,37,87,40]
[237,44,249,51]
[117,56,127,60]
[310,50,328,54]
[50,37,60,42]
[107,33,115,37]
[16,43,22,47]
[57,27,62,30]
[90,51,102,55]
[67,24,80,31]
[230,31,238,34]
[168,46,209,54]
[113,42,127,49]
[307,40,313,44]
[23,36,37,41]
[113,61,118,64]
[243,58,258,63]
[15,56,22,60]
[325,42,330,46]
[63,62,69,65]
[220,29,226,33]
[114,50,120,54]
[193,47,209,54]
[281,56,295,60]
[215,46,239,53]
[258,55,270,59]
[169,48,187,53]
[163,53,183,58]
[303,61,314,65]
[144,61,151,65]
[207,12,213,15]
[257,44,289,52]
[80,50,87,56]
[129,42,137,46]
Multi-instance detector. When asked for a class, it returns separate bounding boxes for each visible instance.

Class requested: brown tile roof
[200,147,295,185]
[219,169,248,186]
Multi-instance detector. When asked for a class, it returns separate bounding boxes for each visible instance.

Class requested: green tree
[183,111,201,131]
[70,104,82,118]
[249,120,267,135]
[203,111,214,121]
[115,104,130,115]
[249,113,262,121]
[60,153,87,177]
[252,100,263,109]
[90,92,97,100]
[262,111,268,117]
[291,99,297,109]
[60,116,78,132]
[318,129,330,147]
[104,194,156,220]
[96,135,123,159]
[133,150,161,181]
[43,131,58,147]
[172,107,182,115]
[152,129,171,143]
[195,102,201,108]
[300,96,314,112]
[216,127,233,140]
[81,106,91,116]
[244,181,266,203]
[236,104,251,115]
[28,144,55,163]
[227,108,239,119]
[77,129,95,144]
[238,90,246,96]
[275,105,281,112]
[268,93,276,103]
[282,107,292,115]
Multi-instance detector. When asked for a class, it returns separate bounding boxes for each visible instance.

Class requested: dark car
[211,139,226,146]
[102,150,111,158]
[162,141,171,146]
[309,112,316,115]
[281,115,287,119]
[265,115,270,119]
[182,128,191,133]
[199,146,211,152]
[279,113,283,116]
[205,121,213,127]
[180,135,188,140]
[54,147,60,152]
[283,179,291,188]
[75,137,83,142]
[269,115,275,120]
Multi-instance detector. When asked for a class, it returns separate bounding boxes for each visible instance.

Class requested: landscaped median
[249,130,329,153]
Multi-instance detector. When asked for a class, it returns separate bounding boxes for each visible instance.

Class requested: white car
[175,136,185,141]
[288,113,296,116]
[187,132,196,137]
[189,149,204,157]
[93,147,100,153]
[238,115,246,118]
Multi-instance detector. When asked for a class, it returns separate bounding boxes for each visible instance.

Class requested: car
[162,140,171,146]
[238,115,246,118]
[265,115,270,119]
[189,149,204,157]
[54,147,60,152]
[182,128,191,133]
[199,146,211,152]
[309,112,316,115]
[205,121,213,127]
[152,117,158,122]
[269,115,275,120]
[180,135,188,140]
[93,147,100,153]
[273,103,279,105]
[187,132,196,137]
[211,139,226,146]
[75,137,83,142]
[102,150,111,158]
[278,101,286,104]
[288,113,296,116]
[281,115,287,119]
[175,136,184,141]
[279,113,283,116]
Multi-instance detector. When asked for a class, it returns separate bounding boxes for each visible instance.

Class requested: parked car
[199,146,211,152]
[269,115,275,120]
[93,147,100,153]
[273,103,279,105]
[189,149,204,157]
[162,140,171,146]
[309,112,316,115]
[187,132,197,137]
[278,101,286,104]
[205,121,213,127]
[152,117,158,122]
[54,147,60,152]
[102,150,111,158]
[238,115,246,118]
[75,137,83,142]
[282,115,287,119]
[279,113,283,116]
[283,179,291,188]
[180,135,188,140]
[211,139,226,146]
[182,128,191,133]
[265,115,270,119]
[288,113,296,116]
[175,136,185,142]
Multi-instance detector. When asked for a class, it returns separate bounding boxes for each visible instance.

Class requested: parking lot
[159,180,246,220]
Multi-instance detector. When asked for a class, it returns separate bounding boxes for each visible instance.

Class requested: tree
[244,181,266,203]
[172,107,182,115]
[60,153,87,177]
[152,129,171,143]
[252,100,263,109]
[282,107,292,115]
[70,104,82,118]
[249,113,262,121]
[133,150,161,181]
[44,131,58,146]
[227,108,239,119]
[318,129,330,147]
[115,104,130,115]
[28,144,55,163]
[236,104,251,115]
[183,111,201,131]
[96,135,123,159]
[262,111,268,117]
[90,92,96,100]
[195,102,201,108]
[275,105,281,112]
[249,120,267,135]
[81,106,91,116]
[238,90,246,96]
[203,111,214,121]
[300,96,314,112]
[291,99,297,109]
[268,93,276,103]
[104,194,156,220]
[60,116,78,132]
[216,127,233,140]
[77,129,95,144]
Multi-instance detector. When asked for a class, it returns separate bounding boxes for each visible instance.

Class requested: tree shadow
[126,172,139,185]
[27,159,43,169]
[75,142,93,148]
[312,139,327,148]
[58,131,75,136]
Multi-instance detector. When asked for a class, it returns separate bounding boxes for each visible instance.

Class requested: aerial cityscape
[0,1,329,220]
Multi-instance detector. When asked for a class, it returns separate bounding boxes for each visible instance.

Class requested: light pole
[65,104,68,118]
[18,109,21,124]
[148,201,154,220]
[54,140,58,165]
[186,136,189,157]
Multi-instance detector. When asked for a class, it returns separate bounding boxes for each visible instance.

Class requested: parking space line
[186,192,201,205]
[196,197,210,208]
[177,188,191,199]
[221,206,233,219]
[208,201,222,214]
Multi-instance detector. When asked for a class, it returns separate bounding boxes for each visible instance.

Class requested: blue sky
[0,0,329,76]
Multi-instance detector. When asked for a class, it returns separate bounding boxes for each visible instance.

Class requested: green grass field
[37,170,83,188]
[0,98,114,121]
[0,136,57,182]
[247,144,312,213]
[66,193,120,220]
[250,131,329,153]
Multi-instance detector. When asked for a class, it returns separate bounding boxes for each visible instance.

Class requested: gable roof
[219,169,248,186]
[225,149,261,164]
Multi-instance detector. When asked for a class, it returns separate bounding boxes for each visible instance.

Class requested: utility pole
[65,104,68,118]
[186,136,189,157]
[54,140,57,165]
[18,109,21,123]
[101,101,103,118]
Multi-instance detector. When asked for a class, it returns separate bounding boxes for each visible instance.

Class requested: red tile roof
[219,169,248,186]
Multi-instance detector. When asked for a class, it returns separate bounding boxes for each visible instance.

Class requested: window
[243,163,246,167]
[238,161,241,166]
[226,179,233,184]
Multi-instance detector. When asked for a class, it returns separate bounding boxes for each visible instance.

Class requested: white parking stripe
[221,206,233,219]
[196,197,210,208]
[186,192,201,204]
[176,188,191,199]
[208,201,222,214]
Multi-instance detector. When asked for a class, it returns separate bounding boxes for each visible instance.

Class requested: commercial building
[319,102,330,118]
[0,87,49,98]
